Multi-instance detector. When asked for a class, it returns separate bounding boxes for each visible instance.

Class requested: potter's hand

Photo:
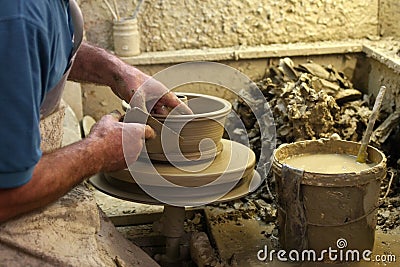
[130,76,193,115]
[87,110,156,172]
[69,43,191,114]
[112,70,192,115]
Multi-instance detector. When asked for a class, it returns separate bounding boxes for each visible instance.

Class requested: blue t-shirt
[0,0,73,188]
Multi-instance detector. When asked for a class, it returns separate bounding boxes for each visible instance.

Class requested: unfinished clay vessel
[144,92,232,162]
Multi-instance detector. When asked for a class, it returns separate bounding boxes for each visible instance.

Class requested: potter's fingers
[174,102,194,115]
[130,92,148,112]
[152,104,170,115]
[109,110,122,120]
[161,92,193,115]
[144,125,156,139]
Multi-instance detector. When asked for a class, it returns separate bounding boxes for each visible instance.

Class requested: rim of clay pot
[153,92,232,121]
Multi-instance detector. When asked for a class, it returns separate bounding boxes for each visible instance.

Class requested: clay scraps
[228,58,388,158]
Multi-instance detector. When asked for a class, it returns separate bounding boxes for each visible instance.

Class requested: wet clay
[144,92,232,162]
[282,153,376,174]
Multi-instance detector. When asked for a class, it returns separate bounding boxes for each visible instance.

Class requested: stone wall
[379,0,400,38]
[368,59,400,114]
[77,0,400,120]
[80,0,378,52]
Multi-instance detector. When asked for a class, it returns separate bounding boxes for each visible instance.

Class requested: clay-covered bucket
[272,139,386,254]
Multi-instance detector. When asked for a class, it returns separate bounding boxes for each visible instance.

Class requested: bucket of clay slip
[113,18,140,57]
[272,138,386,254]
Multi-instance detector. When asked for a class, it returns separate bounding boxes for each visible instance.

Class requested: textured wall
[80,0,379,52]
[368,60,400,114]
[81,54,362,120]
[379,0,400,37]
[80,0,139,50]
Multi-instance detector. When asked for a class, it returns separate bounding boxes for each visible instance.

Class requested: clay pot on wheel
[144,92,232,162]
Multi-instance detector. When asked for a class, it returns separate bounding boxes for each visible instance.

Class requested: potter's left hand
[130,76,193,115]
[112,66,192,115]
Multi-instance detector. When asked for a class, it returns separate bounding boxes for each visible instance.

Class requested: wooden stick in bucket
[356,86,387,163]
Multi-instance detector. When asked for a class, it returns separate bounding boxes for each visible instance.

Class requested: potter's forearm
[0,138,104,222]
[69,42,121,86]
[69,42,147,101]
[0,113,150,223]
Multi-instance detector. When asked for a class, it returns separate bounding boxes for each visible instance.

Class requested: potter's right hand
[87,110,156,172]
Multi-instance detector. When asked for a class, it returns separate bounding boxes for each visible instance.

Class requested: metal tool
[125,107,183,140]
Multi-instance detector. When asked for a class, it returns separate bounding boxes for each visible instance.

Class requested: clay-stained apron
[39,0,83,119]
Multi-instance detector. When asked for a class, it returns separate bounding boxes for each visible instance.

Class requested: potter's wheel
[90,170,261,205]
[90,139,261,206]
[107,139,255,187]
[97,93,262,265]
